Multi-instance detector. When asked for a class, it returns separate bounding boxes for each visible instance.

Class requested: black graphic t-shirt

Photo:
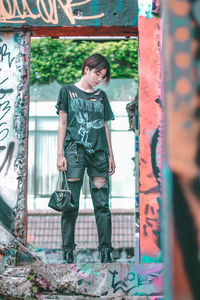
[56,84,114,154]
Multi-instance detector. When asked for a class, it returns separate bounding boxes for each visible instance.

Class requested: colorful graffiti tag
[0,32,30,243]
[0,34,19,233]
[0,0,138,27]
[0,0,165,298]
[0,0,104,25]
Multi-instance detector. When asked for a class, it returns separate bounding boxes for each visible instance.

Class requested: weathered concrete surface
[0,296,163,300]
[0,225,39,269]
[0,262,163,299]
[37,296,163,300]
[0,31,30,245]
[0,224,163,299]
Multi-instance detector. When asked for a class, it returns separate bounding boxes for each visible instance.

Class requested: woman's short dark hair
[82,53,111,85]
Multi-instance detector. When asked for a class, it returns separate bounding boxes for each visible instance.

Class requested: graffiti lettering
[0,39,15,68]
[0,78,8,86]
[0,142,15,174]
[0,0,104,25]
[0,80,12,141]
[0,100,11,121]
[0,88,14,95]
[143,199,161,249]
[0,39,15,142]
[0,123,9,141]
[109,270,136,294]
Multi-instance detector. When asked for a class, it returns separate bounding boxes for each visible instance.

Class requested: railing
[27,209,135,250]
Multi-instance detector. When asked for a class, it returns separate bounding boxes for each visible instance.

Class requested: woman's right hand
[57,155,67,171]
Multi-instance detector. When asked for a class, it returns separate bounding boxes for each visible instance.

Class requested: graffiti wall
[0,0,138,27]
[163,0,200,299]
[0,0,165,298]
[138,4,162,262]
[0,32,30,244]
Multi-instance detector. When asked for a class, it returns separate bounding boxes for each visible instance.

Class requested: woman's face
[85,66,107,87]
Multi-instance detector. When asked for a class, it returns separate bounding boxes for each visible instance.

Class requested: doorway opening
[27,36,138,264]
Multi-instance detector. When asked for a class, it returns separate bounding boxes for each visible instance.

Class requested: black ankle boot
[100,249,113,263]
[63,250,74,263]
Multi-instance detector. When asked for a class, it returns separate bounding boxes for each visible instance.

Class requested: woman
[56,53,115,263]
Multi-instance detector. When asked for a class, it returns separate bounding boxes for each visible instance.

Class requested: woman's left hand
[109,155,116,176]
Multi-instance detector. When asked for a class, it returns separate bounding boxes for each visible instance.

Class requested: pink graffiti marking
[71,264,91,280]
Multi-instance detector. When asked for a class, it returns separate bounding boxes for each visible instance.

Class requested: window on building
[28,79,137,210]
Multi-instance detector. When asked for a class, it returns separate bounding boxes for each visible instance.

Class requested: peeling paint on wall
[0,31,30,244]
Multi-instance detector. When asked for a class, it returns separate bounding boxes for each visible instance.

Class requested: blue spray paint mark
[14,33,19,43]
[93,0,98,26]
[132,16,138,26]
[135,135,139,152]
[118,0,122,13]
[141,252,162,263]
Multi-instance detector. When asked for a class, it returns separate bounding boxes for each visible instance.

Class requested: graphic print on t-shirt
[70,97,104,113]
[70,97,104,148]
[75,111,104,147]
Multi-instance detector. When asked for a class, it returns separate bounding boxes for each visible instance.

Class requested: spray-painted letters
[0,0,104,25]
[0,33,23,229]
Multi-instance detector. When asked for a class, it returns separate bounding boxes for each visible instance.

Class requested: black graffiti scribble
[0,100,11,120]
[140,125,161,194]
[0,123,9,141]
[151,126,161,186]
[141,98,162,194]
[151,98,162,187]
[0,39,15,68]
[143,198,161,249]
[0,195,14,233]
[0,88,14,94]
[0,142,15,175]
[0,77,8,86]
[0,77,13,141]
[109,270,136,294]
[0,95,11,140]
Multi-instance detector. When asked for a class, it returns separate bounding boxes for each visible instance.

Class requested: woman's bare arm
[104,121,116,176]
[57,110,68,171]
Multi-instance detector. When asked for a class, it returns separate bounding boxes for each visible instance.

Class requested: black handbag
[48,171,74,212]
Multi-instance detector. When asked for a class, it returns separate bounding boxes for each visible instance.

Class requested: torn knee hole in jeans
[68,178,81,182]
[92,178,107,189]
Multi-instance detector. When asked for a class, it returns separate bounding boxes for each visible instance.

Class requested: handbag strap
[56,171,70,190]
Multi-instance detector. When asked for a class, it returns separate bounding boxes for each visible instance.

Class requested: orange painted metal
[139,16,162,262]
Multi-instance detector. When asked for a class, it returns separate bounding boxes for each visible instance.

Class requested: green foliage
[30,38,138,85]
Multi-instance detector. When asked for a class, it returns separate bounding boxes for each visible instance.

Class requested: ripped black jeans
[61,143,113,252]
